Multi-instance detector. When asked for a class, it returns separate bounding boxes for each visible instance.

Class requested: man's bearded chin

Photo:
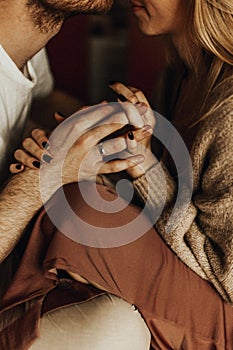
[26,0,114,32]
[75,0,114,14]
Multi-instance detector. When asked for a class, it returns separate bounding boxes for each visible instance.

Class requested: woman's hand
[9,103,110,174]
[9,128,51,173]
[9,109,69,174]
[109,82,157,178]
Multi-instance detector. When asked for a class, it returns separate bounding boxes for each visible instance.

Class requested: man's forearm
[0,170,42,263]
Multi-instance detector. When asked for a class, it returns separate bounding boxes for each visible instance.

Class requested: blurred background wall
[46,0,165,106]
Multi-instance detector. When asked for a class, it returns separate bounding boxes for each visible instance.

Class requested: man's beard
[26,0,113,32]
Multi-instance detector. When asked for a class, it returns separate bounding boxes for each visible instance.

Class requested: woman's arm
[133,111,233,303]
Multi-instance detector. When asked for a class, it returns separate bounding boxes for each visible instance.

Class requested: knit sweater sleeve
[133,113,233,303]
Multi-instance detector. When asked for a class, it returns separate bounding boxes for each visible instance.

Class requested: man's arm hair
[0,170,42,263]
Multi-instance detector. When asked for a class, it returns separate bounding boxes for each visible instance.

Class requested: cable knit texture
[133,101,233,303]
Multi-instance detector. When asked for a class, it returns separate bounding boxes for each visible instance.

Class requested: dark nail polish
[42,141,49,149]
[108,80,117,86]
[136,102,147,107]
[128,131,134,140]
[56,111,66,118]
[16,164,22,170]
[118,94,127,102]
[42,154,52,163]
[33,161,40,169]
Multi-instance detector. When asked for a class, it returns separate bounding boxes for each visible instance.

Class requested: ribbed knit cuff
[133,161,176,211]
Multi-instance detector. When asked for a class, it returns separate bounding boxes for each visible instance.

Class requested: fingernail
[42,141,50,149]
[117,94,127,102]
[56,111,66,118]
[32,161,40,169]
[127,131,134,140]
[16,164,23,170]
[142,125,153,135]
[42,154,52,163]
[108,80,117,86]
[133,155,145,164]
[136,102,147,107]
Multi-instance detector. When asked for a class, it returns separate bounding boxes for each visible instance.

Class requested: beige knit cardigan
[133,98,233,304]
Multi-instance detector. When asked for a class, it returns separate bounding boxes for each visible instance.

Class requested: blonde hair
[169,0,233,125]
[194,0,233,65]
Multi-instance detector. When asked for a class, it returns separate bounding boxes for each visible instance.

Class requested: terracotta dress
[0,181,232,350]
[1,70,233,349]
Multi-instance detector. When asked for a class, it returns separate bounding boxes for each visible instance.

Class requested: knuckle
[14,149,21,158]
[73,121,81,132]
[31,128,41,137]
[22,138,31,148]
[127,85,138,92]
[112,162,122,173]
[34,148,43,158]
[37,137,46,146]
[113,138,126,152]
[113,82,123,90]
[78,133,89,146]
[137,92,145,100]
[127,158,136,167]
[106,163,115,173]
[129,94,138,104]
[100,104,114,116]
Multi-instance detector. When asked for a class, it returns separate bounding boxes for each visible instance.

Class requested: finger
[126,87,155,127]
[125,131,138,154]
[22,138,52,163]
[129,125,153,142]
[109,82,139,104]
[125,125,153,154]
[77,121,127,153]
[31,128,50,149]
[9,163,25,174]
[78,105,91,111]
[14,149,41,169]
[54,112,66,123]
[100,155,145,174]
[96,137,127,160]
[110,82,154,129]
[127,86,150,106]
[66,101,144,135]
[120,102,145,129]
[78,110,148,159]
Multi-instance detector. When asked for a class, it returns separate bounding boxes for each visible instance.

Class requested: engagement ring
[98,142,106,157]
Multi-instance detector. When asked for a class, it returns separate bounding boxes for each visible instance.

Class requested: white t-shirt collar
[0,45,37,88]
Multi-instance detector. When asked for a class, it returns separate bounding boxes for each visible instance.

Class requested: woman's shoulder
[190,91,233,173]
[199,66,233,138]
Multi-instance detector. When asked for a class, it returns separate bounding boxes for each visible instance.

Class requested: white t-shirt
[0,46,54,184]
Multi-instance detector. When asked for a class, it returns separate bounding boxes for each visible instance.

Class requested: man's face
[37,0,114,15]
[26,0,114,32]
